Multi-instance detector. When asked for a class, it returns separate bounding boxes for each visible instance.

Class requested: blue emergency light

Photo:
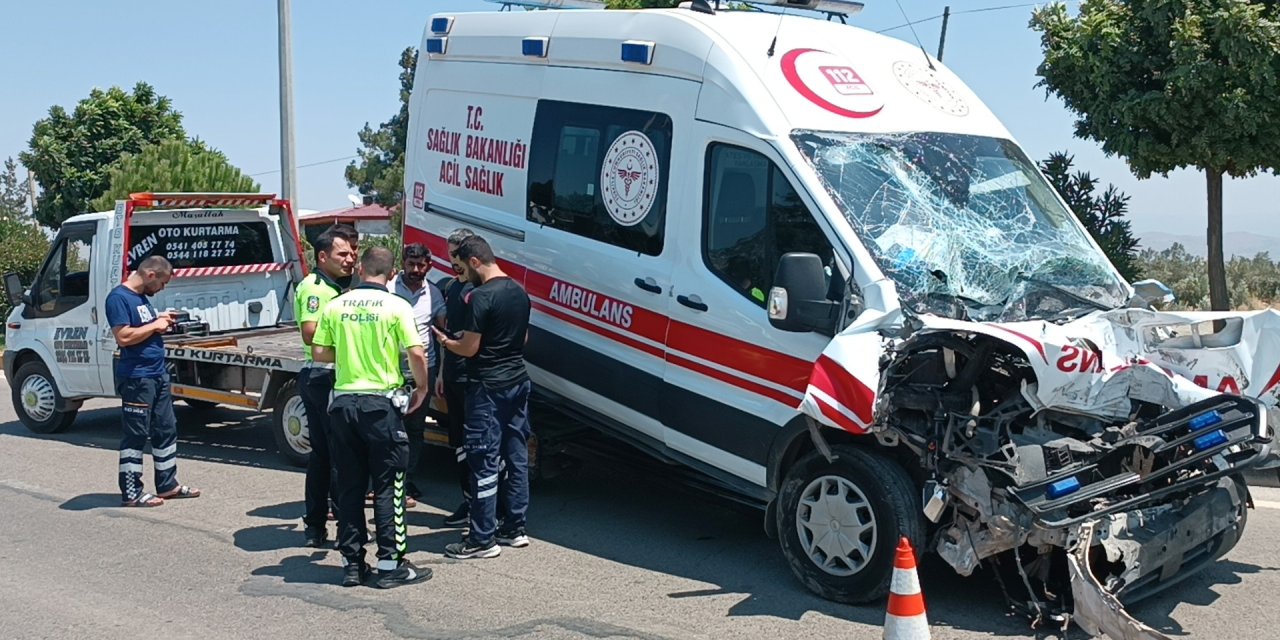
[1188,410,1223,431]
[431,17,453,34]
[426,37,448,55]
[621,41,655,65]
[1193,429,1229,452]
[1046,476,1081,500]
[523,37,549,58]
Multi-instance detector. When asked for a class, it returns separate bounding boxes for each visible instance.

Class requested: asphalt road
[1,376,1279,640]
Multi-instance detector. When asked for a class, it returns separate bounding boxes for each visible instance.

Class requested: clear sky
[1,0,1275,240]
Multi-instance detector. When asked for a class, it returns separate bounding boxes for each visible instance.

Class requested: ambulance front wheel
[271,379,311,468]
[12,360,77,434]
[776,445,924,604]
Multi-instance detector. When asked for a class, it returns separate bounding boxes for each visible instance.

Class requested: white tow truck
[2,192,332,466]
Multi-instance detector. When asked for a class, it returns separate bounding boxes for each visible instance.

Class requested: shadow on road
[58,493,124,511]
[7,402,1269,638]
[250,551,342,586]
[1127,559,1280,636]
[0,403,300,474]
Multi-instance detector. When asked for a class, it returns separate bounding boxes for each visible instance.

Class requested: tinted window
[703,144,836,306]
[527,100,672,255]
[127,222,275,270]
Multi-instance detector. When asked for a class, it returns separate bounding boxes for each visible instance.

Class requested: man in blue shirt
[105,255,202,507]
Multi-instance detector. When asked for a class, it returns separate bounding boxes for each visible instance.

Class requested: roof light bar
[485,0,606,9]
[129,192,279,209]
[743,0,864,16]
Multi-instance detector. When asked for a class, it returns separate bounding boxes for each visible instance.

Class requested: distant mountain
[1137,230,1280,259]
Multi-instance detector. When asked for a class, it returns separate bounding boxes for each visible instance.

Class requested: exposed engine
[873,330,1267,634]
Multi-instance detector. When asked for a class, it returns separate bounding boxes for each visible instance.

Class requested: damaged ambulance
[405,2,1280,636]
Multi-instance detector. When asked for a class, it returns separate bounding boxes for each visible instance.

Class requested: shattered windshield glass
[792,130,1129,323]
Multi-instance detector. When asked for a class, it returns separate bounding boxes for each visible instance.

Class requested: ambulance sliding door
[520,67,698,448]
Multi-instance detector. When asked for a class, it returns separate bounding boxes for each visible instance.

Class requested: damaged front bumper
[935,395,1266,637]
[1007,395,1269,529]
[1069,474,1248,640]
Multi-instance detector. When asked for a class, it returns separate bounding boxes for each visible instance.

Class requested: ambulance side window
[703,144,835,308]
[527,100,672,256]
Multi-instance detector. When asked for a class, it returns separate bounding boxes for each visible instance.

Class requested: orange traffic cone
[883,537,930,640]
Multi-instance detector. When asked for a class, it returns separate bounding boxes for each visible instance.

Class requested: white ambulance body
[405,4,1279,634]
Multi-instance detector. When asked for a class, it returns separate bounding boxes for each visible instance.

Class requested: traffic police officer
[312,247,432,589]
[295,226,356,548]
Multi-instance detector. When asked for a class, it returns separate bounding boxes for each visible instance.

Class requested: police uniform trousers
[298,366,338,528]
[328,392,411,565]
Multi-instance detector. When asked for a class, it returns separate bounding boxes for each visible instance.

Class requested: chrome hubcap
[796,475,878,576]
[282,395,310,454]
[20,375,56,422]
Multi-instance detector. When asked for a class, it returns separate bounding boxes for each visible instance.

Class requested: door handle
[633,277,662,294]
[677,294,708,312]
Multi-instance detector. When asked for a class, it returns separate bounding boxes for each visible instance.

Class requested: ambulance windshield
[792,130,1128,323]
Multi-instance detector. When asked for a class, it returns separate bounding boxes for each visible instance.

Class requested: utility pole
[278,0,298,209]
[26,169,37,216]
[937,5,950,61]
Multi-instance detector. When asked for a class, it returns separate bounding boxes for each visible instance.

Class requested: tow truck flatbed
[164,324,306,373]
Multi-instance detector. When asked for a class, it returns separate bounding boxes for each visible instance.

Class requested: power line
[875,1,1070,34]
[249,154,357,177]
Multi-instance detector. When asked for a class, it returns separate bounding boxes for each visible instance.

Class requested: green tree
[1030,1,1280,311]
[346,47,417,210]
[1038,151,1141,281]
[0,158,30,221]
[0,160,50,321]
[1136,242,1209,309]
[89,139,259,211]
[603,0,679,7]
[20,82,187,228]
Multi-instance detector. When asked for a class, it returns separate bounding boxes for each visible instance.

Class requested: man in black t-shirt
[433,228,478,528]
[433,234,532,560]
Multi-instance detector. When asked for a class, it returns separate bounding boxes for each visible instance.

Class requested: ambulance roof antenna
[893,0,935,71]
[767,6,788,58]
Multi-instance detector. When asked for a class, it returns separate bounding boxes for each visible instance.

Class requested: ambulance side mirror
[3,272,26,308]
[768,253,837,334]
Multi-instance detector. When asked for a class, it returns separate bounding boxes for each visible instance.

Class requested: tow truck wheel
[12,360,77,434]
[777,445,924,604]
[271,379,310,468]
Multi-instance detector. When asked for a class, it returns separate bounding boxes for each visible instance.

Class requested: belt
[332,389,400,398]
[302,361,335,370]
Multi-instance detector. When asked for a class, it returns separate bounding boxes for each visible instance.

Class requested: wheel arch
[7,347,60,390]
[765,414,916,539]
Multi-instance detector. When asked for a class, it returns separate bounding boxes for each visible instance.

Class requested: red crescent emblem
[781,48,883,119]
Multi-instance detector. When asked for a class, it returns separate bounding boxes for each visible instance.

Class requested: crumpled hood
[801,306,1280,435]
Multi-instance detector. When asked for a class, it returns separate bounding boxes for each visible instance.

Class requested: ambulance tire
[271,379,311,468]
[776,445,924,604]
[12,360,78,434]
